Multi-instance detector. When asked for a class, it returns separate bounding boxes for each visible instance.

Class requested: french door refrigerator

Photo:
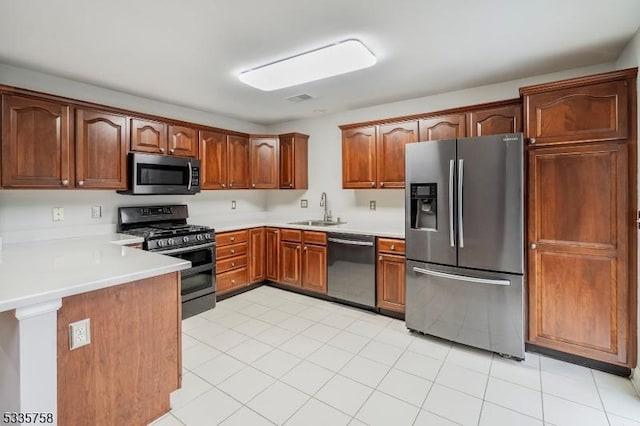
[405,133,525,359]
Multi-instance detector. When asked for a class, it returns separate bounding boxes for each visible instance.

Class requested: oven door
[159,242,215,301]
[124,152,201,195]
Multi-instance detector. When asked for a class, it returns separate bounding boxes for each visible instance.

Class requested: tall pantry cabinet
[521,69,637,369]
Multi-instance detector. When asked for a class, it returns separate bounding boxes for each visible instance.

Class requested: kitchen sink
[287,219,346,227]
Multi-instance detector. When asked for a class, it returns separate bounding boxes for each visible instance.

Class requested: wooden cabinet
[521,69,636,368]
[342,126,377,188]
[228,135,250,189]
[418,114,466,141]
[130,118,167,154]
[249,228,266,284]
[75,108,128,189]
[377,238,406,313]
[1,94,73,188]
[215,230,249,295]
[279,132,308,189]
[468,102,522,137]
[168,125,198,157]
[376,122,419,188]
[280,240,302,286]
[301,232,327,294]
[266,228,281,281]
[250,136,279,189]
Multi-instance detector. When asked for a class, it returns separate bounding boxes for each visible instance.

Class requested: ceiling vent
[287,94,314,103]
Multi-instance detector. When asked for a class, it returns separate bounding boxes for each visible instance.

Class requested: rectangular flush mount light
[239,39,376,91]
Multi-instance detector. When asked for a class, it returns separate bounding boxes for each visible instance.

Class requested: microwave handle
[187,161,193,191]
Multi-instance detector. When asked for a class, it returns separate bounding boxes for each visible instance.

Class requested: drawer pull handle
[530,138,536,145]
[159,147,165,153]
[390,244,395,250]
[231,237,235,242]
[231,249,235,254]
[379,255,382,261]
[231,279,235,284]
[231,262,235,267]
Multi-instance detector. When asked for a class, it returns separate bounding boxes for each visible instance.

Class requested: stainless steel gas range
[117,205,215,319]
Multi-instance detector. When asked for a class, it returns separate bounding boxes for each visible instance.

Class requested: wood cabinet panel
[468,103,522,137]
[523,80,628,146]
[216,242,248,260]
[217,267,248,294]
[216,230,248,246]
[75,108,127,189]
[418,114,466,141]
[342,126,377,188]
[249,228,266,284]
[168,125,198,157]
[228,135,250,189]
[302,244,327,294]
[378,238,405,255]
[377,253,406,313]
[279,133,308,189]
[303,231,327,246]
[217,254,248,274]
[280,240,301,286]
[130,118,167,154]
[266,228,280,281]
[281,229,302,242]
[2,94,72,188]
[199,130,227,189]
[376,122,418,188]
[250,136,279,189]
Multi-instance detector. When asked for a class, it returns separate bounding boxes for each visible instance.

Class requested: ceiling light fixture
[238,39,376,91]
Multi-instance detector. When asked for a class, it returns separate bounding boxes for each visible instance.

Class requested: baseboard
[632,367,640,396]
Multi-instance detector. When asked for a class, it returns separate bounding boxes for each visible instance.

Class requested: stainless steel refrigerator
[405,133,525,359]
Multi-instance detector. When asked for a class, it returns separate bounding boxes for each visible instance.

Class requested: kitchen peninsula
[0,234,190,425]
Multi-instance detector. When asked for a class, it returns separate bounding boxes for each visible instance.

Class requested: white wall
[615,26,640,387]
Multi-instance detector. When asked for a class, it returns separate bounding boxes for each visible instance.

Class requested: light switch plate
[69,318,91,350]
[231,200,236,209]
[91,205,102,219]
[369,200,376,210]
[300,199,308,208]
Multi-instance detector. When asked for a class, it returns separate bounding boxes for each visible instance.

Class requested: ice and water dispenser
[410,183,437,230]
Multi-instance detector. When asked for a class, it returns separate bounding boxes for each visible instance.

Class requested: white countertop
[0,234,190,312]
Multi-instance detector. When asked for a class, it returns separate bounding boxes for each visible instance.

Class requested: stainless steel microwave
[119,153,201,195]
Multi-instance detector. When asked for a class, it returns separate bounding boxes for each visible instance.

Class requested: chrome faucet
[320,192,332,222]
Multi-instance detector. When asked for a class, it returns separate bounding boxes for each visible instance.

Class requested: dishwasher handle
[412,267,510,286]
[328,237,374,247]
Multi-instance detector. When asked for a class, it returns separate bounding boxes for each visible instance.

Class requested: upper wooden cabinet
[199,130,228,189]
[521,75,630,146]
[468,102,522,137]
[228,135,250,189]
[130,118,167,154]
[418,114,466,141]
[168,125,198,157]
[1,95,73,188]
[75,108,128,189]
[342,126,377,188]
[279,133,308,189]
[377,122,419,188]
[250,136,279,189]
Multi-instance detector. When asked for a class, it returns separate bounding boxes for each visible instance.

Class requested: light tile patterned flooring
[151,286,640,426]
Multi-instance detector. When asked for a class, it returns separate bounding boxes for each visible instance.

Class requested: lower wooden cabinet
[278,229,327,294]
[280,240,302,286]
[215,230,249,295]
[249,228,266,284]
[265,228,280,281]
[376,238,406,313]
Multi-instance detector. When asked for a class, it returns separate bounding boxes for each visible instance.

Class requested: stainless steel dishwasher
[327,233,376,308]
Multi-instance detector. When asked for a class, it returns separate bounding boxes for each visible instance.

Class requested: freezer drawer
[406,260,524,359]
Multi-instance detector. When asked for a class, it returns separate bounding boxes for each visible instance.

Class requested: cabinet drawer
[280,229,302,242]
[216,242,248,260]
[303,231,326,246]
[378,238,405,255]
[216,254,247,274]
[216,230,248,246]
[216,267,248,294]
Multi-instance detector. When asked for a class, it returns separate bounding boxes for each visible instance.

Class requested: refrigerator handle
[458,158,464,248]
[448,159,455,247]
[412,267,510,286]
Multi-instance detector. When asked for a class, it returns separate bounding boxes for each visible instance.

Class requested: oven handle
[188,161,193,191]
[157,242,215,255]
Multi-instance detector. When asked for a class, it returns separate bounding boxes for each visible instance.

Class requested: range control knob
[183,236,189,243]
[196,234,204,241]
[167,238,175,246]
[157,240,166,248]
[205,233,211,240]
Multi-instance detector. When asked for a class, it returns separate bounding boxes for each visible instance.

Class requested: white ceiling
[0,0,639,125]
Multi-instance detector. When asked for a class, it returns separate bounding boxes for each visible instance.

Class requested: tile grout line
[590,368,612,425]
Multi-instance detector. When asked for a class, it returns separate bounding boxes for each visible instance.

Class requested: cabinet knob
[370,182,375,187]
[61,179,69,186]
[231,262,235,267]
[159,147,165,153]
[252,183,256,188]
[297,245,300,249]
[222,183,226,188]
[303,246,307,250]
[380,182,385,187]
[530,138,536,145]
[170,148,175,154]
[289,183,293,188]
[231,279,235,284]
[229,183,233,187]
[230,249,235,254]
[530,243,537,250]
[390,244,395,250]
[378,255,383,261]
[78,180,84,186]
[230,237,235,242]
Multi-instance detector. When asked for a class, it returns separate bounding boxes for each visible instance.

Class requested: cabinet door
[377,253,406,313]
[377,121,418,188]
[302,244,327,294]
[280,240,301,286]
[75,109,128,189]
[266,228,280,281]
[279,134,295,189]
[2,95,72,188]
[199,130,228,189]
[528,142,630,366]
[228,135,250,189]
[468,103,522,137]
[130,118,167,154]
[279,133,309,189]
[523,80,628,146]
[250,136,279,189]
[418,114,466,141]
[342,126,376,188]
[249,228,266,284]
[168,125,198,157]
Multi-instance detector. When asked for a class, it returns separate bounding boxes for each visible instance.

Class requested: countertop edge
[214,221,405,239]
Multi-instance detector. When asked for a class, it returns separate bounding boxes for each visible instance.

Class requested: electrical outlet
[69,318,91,350]
[52,207,64,221]
[91,205,102,219]
[300,199,308,208]
[231,200,236,210]
[369,200,376,210]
